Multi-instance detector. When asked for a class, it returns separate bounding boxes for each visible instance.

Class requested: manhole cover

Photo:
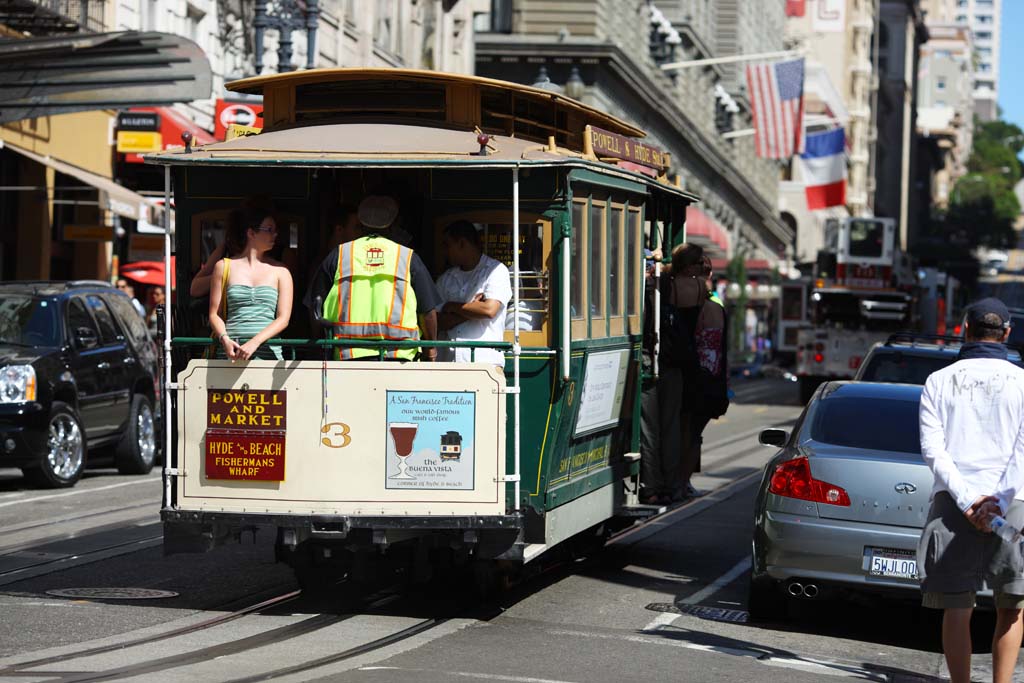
[646,602,749,624]
[45,587,179,600]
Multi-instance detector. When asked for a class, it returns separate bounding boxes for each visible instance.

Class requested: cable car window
[294,80,446,124]
[609,206,623,317]
[848,219,885,258]
[627,209,641,318]
[480,223,548,332]
[571,201,585,320]
[590,202,606,333]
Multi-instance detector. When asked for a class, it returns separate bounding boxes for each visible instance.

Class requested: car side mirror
[759,428,789,448]
[75,327,98,350]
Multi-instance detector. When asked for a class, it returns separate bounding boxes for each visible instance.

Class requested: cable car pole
[512,166,521,510]
[162,164,172,508]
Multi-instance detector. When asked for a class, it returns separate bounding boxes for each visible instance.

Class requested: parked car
[855,333,1023,385]
[0,281,160,487]
[748,381,932,620]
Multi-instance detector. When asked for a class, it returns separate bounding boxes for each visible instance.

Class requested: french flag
[800,128,847,210]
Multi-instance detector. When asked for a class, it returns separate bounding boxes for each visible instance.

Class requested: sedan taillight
[769,457,850,506]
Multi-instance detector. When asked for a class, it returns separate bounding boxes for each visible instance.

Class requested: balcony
[0,0,105,35]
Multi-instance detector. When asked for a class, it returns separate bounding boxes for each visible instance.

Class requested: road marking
[548,628,887,681]
[0,476,159,510]
[680,558,752,605]
[642,557,752,632]
[359,668,580,683]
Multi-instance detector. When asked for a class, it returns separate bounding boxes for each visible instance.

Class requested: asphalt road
[0,376,1015,682]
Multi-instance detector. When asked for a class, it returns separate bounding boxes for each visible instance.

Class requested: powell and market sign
[588,125,666,171]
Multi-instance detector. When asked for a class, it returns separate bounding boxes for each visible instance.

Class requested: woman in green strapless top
[208,207,294,362]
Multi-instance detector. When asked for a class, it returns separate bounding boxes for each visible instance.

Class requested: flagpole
[660,49,804,72]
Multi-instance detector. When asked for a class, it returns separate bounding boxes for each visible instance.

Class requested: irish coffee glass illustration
[389,422,418,479]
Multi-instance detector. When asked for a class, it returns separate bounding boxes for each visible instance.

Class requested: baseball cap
[966,297,1011,330]
[358,195,399,230]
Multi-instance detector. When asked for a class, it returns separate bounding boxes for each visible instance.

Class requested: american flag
[745,58,805,159]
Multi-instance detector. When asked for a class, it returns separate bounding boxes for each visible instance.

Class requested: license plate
[864,547,917,579]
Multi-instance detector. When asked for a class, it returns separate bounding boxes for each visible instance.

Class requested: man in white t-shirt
[435,221,512,365]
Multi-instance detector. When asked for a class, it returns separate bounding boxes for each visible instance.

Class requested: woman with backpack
[642,243,728,505]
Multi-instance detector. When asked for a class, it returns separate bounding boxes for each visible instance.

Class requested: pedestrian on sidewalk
[639,248,664,505]
[918,297,1024,683]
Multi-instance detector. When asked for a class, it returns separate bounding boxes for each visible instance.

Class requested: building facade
[474,0,792,280]
[874,0,927,250]
[780,0,879,267]
[920,0,1000,122]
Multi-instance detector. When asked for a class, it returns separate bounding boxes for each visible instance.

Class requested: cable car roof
[224,68,646,139]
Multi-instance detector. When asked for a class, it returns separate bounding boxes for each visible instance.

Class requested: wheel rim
[47,414,83,480]
[137,402,156,467]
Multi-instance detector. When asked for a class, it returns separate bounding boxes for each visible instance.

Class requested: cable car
[151,69,697,585]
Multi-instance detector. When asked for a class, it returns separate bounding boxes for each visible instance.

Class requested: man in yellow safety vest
[305,196,441,360]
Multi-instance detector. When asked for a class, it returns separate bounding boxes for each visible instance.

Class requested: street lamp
[254,0,320,74]
[564,66,585,100]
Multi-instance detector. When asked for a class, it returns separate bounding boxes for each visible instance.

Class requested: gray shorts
[918,491,1024,607]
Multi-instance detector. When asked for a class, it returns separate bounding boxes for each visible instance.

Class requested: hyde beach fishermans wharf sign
[587,125,667,174]
[205,389,287,481]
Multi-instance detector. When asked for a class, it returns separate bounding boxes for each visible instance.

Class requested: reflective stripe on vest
[327,236,419,360]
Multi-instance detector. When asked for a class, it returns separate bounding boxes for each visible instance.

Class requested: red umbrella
[121,258,176,287]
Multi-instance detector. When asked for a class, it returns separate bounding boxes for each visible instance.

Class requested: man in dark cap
[918,297,1024,683]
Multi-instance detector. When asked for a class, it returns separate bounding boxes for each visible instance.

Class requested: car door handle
[96,362,110,370]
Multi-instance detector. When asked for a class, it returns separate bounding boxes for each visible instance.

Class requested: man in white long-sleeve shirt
[919,297,1024,683]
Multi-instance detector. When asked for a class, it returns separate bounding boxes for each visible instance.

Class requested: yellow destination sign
[116,130,163,154]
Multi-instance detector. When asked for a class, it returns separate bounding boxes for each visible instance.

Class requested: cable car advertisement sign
[205,389,287,481]
[385,391,476,491]
[177,362,504,516]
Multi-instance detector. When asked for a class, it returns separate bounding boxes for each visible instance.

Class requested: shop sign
[205,389,287,481]
[116,130,163,154]
[129,234,165,261]
[117,111,160,131]
[589,126,666,170]
[64,224,113,241]
[215,99,264,140]
[385,390,476,491]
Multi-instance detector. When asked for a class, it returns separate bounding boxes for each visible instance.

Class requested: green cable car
[151,69,697,584]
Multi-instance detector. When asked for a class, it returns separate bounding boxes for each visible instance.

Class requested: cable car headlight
[0,365,36,403]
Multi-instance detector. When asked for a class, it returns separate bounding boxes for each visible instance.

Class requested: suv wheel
[24,401,85,488]
[116,394,156,475]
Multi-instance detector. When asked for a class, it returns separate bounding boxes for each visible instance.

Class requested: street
[0,376,1009,683]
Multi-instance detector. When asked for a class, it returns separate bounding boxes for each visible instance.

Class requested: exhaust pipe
[787,581,804,597]
[802,583,819,599]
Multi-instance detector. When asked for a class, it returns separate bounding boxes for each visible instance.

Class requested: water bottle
[990,515,1023,544]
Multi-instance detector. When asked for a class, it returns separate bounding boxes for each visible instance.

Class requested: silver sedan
[748,381,934,620]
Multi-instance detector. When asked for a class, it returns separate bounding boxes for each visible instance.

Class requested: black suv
[0,281,160,487]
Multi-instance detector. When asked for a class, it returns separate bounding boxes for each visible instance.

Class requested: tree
[933,118,1022,251]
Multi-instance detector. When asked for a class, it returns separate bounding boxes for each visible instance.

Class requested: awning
[1,140,158,221]
[685,206,730,255]
[121,258,175,287]
[124,106,216,163]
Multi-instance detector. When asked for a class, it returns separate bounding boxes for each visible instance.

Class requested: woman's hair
[670,242,704,276]
[443,220,483,250]
[226,205,275,256]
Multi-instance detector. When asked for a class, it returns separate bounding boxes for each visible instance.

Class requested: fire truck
[790,217,915,403]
